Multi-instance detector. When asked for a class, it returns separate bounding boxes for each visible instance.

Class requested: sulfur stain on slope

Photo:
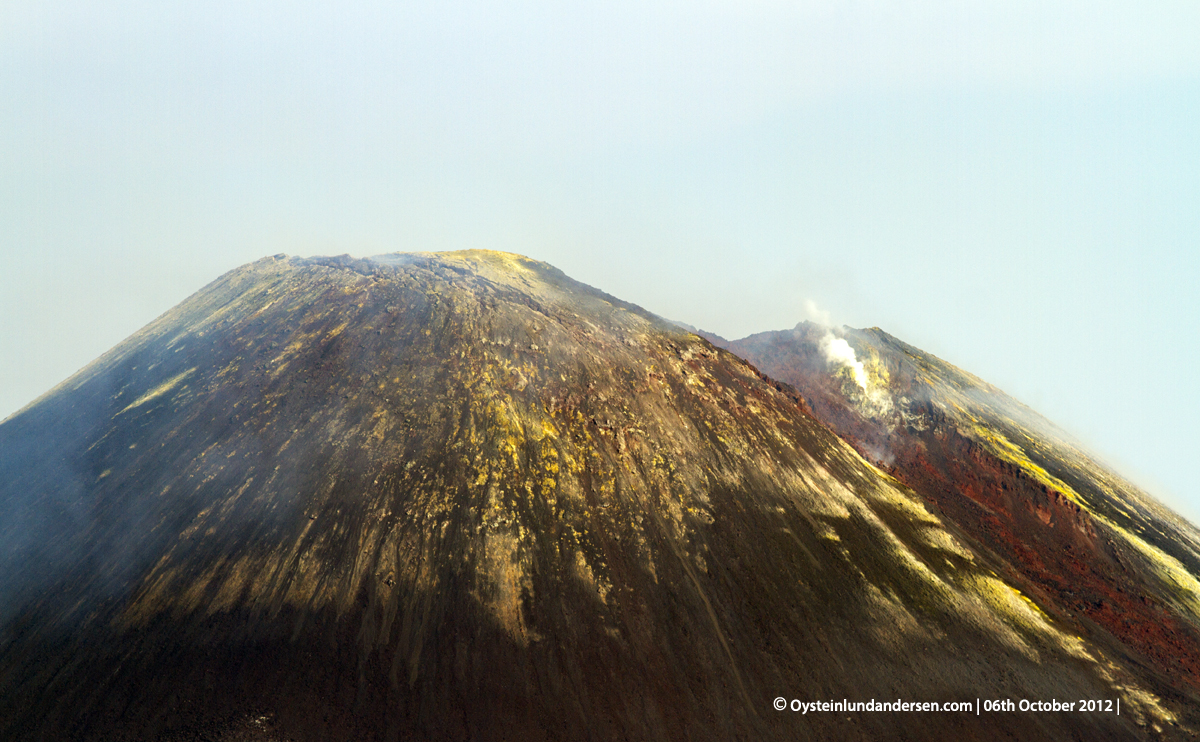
[118,367,196,414]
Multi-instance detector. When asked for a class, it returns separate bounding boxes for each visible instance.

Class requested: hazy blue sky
[2,1,1198,520]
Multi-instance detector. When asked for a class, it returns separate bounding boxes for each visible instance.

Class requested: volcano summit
[0,252,1195,740]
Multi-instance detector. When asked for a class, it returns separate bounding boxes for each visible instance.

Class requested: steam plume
[803,299,832,328]
[804,300,869,393]
[820,334,869,392]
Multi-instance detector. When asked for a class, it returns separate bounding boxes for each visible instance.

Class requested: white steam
[805,298,894,445]
[803,299,832,328]
[820,334,869,392]
[805,300,871,392]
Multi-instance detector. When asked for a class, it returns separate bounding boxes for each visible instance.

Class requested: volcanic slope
[719,322,1200,727]
[0,252,1186,741]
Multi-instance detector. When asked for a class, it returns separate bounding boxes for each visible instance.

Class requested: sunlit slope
[0,254,1183,740]
[724,322,1200,717]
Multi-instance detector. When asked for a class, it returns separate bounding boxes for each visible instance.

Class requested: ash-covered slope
[0,253,1186,740]
[721,322,1200,723]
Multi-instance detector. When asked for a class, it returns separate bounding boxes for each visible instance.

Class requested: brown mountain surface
[719,322,1200,726]
[0,253,1192,740]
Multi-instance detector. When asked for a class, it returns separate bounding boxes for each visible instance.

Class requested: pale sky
[2,1,1198,521]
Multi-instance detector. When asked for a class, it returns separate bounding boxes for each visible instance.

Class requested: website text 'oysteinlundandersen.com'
[772,698,1118,715]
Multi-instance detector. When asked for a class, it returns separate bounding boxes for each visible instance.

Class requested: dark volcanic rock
[721,321,1200,732]
[0,253,1189,740]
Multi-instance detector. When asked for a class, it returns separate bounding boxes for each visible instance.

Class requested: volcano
[716,323,1200,722]
[0,252,1195,740]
